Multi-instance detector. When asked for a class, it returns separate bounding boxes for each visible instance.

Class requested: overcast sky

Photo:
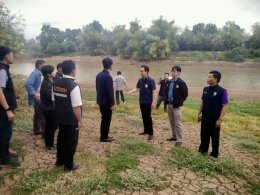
[3,0,260,39]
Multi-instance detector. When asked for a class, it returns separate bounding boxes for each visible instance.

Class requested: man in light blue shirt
[25,60,45,135]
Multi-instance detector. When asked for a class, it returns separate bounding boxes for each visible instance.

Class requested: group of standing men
[0,46,228,171]
[95,57,228,159]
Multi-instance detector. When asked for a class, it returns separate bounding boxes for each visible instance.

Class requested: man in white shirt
[114,71,128,105]
[53,60,83,172]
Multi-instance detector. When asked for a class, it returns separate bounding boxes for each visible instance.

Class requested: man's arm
[198,101,203,122]
[0,88,15,121]
[73,106,82,130]
[215,104,227,128]
[25,74,37,96]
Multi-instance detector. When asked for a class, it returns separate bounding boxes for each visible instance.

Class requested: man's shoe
[166,137,177,141]
[100,137,114,142]
[139,132,147,135]
[175,142,182,147]
[108,135,113,139]
[209,152,218,158]
[46,146,56,151]
[0,160,20,168]
[64,163,79,172]
[148,135,154,140]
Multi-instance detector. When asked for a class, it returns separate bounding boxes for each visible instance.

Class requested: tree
[221,21,245,50]
[248,22,260,49]
[77,20,105,55]
[0,2,25,52]
[129,19,142,34]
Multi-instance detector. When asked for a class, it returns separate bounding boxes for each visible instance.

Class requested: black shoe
[64,163,79,172]
[0,159,20,168]
[210,152,218,158]
[108,135,113,139]
[148,135,154,140]
[175,142,182,147]
[100,137,114,142]
[46,145,57,150]
[166,137,177,141]
[139,132,148,135]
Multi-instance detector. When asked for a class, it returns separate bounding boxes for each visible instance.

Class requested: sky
[3,0,260,39]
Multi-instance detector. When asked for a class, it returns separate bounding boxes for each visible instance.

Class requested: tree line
[1,2,260,61]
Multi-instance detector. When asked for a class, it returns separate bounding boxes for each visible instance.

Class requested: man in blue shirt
[165,66,188,147]
[129,65,156,140]
[25,60,45,136]
[96,58,115,142]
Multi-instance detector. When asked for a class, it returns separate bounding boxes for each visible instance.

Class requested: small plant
[118,137,156,155]
[167,147,243,177]
[204,190,216,195]
[120,169,164,191]
[14,169,61,194]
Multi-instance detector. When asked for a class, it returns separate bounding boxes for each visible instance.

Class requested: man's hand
[7,110,15,122]
[34,95,40,102]
[76,120,83,131]
[197,114,202,122]
[111,105,116,111]
[215,119,222,128]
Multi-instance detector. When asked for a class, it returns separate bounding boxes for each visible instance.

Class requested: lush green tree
[248,22,260,49]
[148,16,178,51]
[221,21,245,50]
[0,2,25,52]
[77,20,105,55]
[129,19,142,34]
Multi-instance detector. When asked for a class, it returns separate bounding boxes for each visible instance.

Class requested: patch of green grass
[237,139,260,155]
[118,137,156,155]
[106,154,139,174]
[228,101,260,117]
[167,147,243,177]
[174,51,215,61]
[247,182,260,195]
[204,190,216,195]
[68,173,110,195]
[120,170,164,191]
[14,169,62,194]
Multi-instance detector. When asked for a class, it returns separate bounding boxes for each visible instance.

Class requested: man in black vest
[198,71,228,158]
[96,58,115,142]
[53,60,83,171]
[165,66,188,147]
[0,46,19,168]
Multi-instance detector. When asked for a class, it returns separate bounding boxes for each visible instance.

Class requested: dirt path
[0,102,259,195]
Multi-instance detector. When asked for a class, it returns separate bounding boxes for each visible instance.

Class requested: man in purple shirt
[198,70,228,158]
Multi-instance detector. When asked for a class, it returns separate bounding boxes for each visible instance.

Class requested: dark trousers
[156,96,167,112]
[199,119,220,158]
[0,121,12,163]
[56,124,79,168]
[115,90,125,105]
[99,105,112,139]
[43,110,58,147]
[33,102,45,134]
[140,103,153,135]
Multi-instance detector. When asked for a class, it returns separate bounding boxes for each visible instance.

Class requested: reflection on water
[11,61,260,91]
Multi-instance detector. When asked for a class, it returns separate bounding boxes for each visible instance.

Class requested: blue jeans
[0,121,13,163]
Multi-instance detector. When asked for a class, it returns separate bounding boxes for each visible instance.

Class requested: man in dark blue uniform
[53,60,83,171]
[198,70,228,158]
[96,58,115,142]
[156,73,169,112]
[0,46,19,168]
[129,65,156,140]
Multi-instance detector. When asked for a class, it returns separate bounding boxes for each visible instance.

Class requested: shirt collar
[172,77,179,82]
[63,75,75,80]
